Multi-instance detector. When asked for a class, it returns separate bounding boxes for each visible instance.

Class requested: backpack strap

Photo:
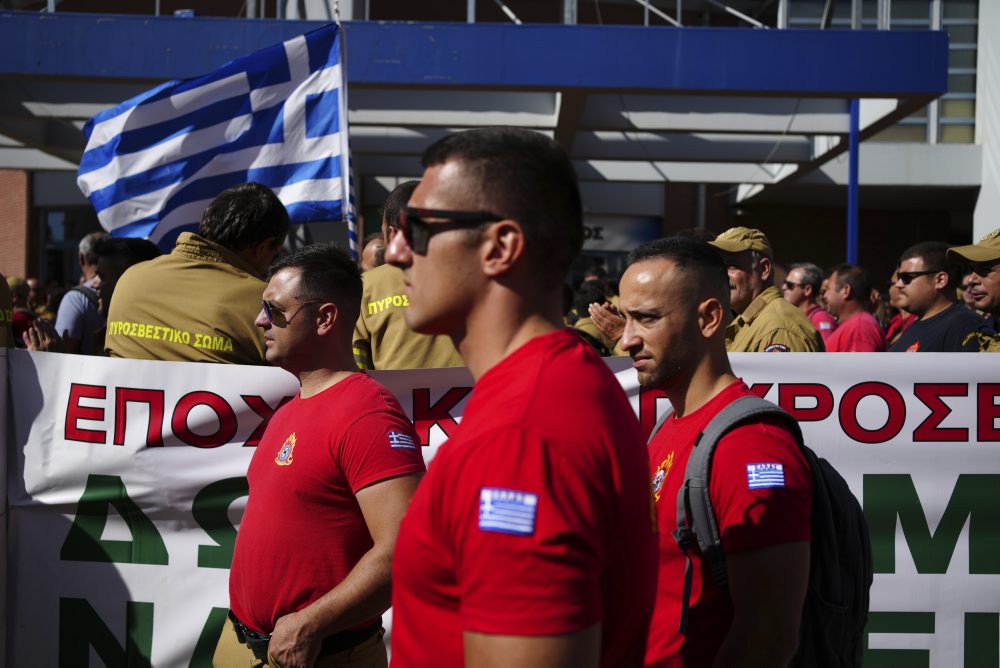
[672,394,802,634]
[69,285,100,310]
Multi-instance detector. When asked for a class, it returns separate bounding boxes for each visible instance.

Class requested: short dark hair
[421,127,583,283]
[269,243,362,332]
[830,263,871,302]
[574,279,607,315]
[362,232,384,250]
[790,262,824,293]
[382,180,420,232]
[625,236,730,310]
[198,182,290,251]
[899,241,959,288]
[94,237,161,267]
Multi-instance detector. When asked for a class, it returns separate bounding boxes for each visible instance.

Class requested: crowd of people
[1,125,999,668]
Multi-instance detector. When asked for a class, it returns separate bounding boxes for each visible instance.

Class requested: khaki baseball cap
[948,228,1000,264]
[708,226,773,258]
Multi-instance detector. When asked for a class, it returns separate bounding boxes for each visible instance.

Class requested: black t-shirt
[889,303,993,352]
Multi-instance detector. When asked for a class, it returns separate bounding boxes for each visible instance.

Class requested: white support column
[563,0,577,25]
[973,0,1000,239]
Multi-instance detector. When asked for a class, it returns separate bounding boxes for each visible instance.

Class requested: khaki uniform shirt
[727,286,826,353]
[106,232,267,364]
[353,264,463,370]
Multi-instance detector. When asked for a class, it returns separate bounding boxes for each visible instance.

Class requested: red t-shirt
[806,305,838,342]
[645,380,812,668]
[391,329,657,667]
[826,312,886,352]
[229,372,425,633]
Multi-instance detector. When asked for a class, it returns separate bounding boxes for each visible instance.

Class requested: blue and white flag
[76,24,356,254]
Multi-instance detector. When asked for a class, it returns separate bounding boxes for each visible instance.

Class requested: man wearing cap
[709,227,824,353]
[948,228,1000,352]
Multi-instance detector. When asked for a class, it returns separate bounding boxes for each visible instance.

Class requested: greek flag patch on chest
[478,488,538,536]
[746,463,785,490]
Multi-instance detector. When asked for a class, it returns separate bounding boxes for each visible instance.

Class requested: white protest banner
[5,350,999,666]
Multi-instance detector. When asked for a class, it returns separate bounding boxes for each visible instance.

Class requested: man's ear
[698,297,727,338]
[802,283,814,300]
[932,270,950,292]
[757,256,773,282]
[315,302,339,335]
[482,220,525,277]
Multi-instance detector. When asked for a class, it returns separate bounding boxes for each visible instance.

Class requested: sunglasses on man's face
[896,270,939,285]
[261,299,321,327]
[400,207,503,255]
[782,281,804,290]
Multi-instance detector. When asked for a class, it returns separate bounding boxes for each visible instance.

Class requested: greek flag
[478,487,538,536]
[76,24,356,254]
[746,463,786,490]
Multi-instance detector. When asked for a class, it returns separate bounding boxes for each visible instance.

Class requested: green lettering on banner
[965,613,1000,668]
[193,477,249,569]
[190,607,229,668]
[59,597,153,668]
[863,611,934,667]
[60,474,168,565]
[864,474,1000,574]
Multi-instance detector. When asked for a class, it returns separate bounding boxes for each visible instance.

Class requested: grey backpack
[650,394,872,667]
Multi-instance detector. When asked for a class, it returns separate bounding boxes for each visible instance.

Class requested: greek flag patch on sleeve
[387,431,416,449]
[746,463,785,490]
[478,488,538,536]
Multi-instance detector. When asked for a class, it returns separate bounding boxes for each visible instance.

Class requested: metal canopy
[0,11,948,212]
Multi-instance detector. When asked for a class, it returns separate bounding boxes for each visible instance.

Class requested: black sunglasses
[896,270,938,285]
[782,280,804,290]
[262,299,321,327]
[401,207,502,255]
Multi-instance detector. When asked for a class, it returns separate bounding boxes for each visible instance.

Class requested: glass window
[941,99,976,119]
[943,1,978,20]
[949,49,978,69]
[948,74,977,94]
[940,125,975,143]
[892,0,930,21]
[946,25,978,44]
[872,124,927,143]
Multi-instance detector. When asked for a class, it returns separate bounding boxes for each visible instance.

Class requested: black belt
[228,611,381,662]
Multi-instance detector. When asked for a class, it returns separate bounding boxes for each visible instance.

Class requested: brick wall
[0,170,31,279]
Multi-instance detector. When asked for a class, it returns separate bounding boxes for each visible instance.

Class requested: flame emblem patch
[275,432,297,466]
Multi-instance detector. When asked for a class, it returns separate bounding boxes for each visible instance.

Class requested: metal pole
[563,0,577,25]
[777,0,788,28]
[847,99,860,264]
[467,0,475,23]
[851,0,862,29]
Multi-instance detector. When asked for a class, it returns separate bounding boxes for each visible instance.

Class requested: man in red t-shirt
[822,263,887,352]
[783,262,838,343]
[385,127,656,667]
[618,236,812,667]
[216,244,424,667]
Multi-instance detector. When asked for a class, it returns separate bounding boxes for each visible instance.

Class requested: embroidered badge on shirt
[764,343,790,352]
[478,488,538,536]
[388,431,416,449]
[275,432,297,466]
[906,341,920,352]
[652,452,674,502]
[746,462,785,489]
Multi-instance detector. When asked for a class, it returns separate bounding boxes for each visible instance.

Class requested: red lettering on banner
[65,383,107,444]
[778,383,834,422]
[913,383,969,442]
[114,388,165,447]
[639,387,667,441]
[839,382,906,444]
[412,387,472,446]
[241,395,294,447]
[171,392,238,448]
[747,383,773,398]
[977,383,1000,442]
